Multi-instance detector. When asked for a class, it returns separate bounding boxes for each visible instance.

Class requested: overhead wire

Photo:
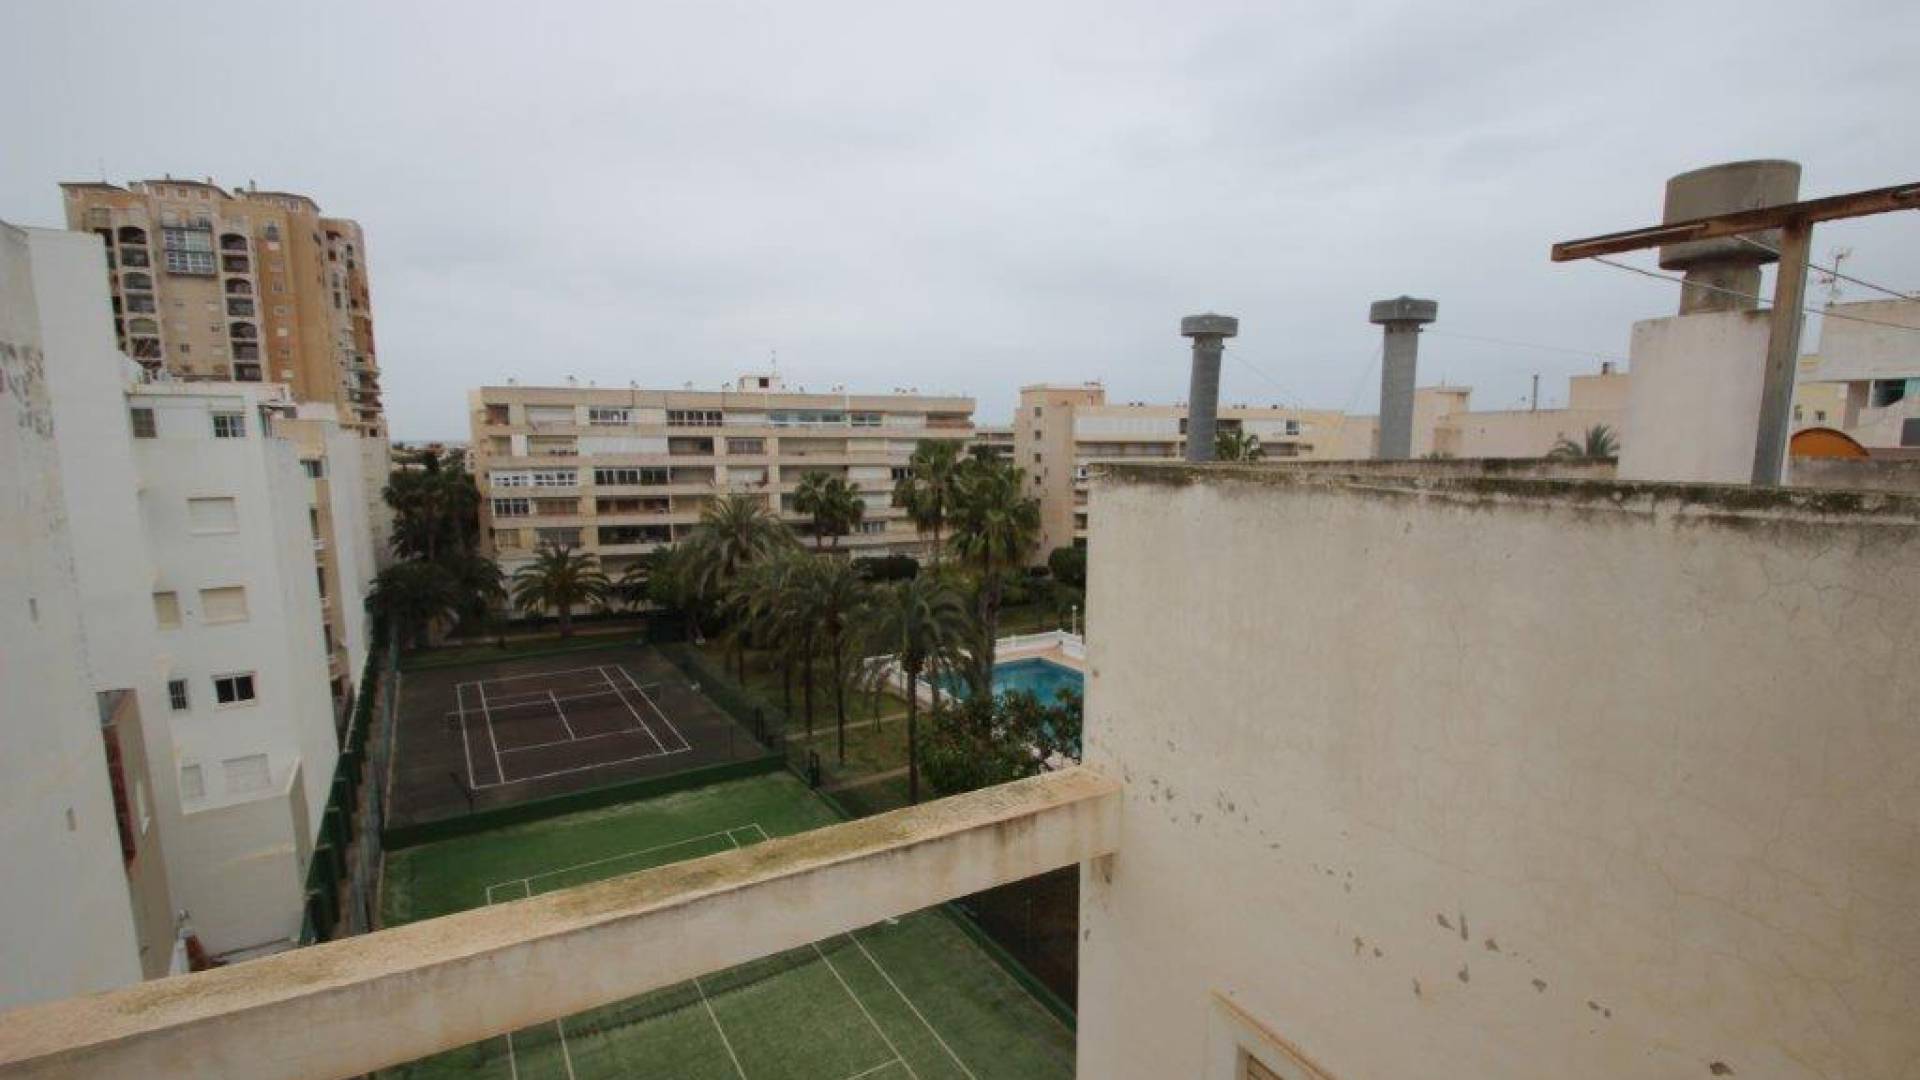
[1733,235,1914,301]
[1588,256,1920,334]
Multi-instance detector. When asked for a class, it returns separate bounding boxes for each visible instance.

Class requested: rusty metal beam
[1551,181,1920,262]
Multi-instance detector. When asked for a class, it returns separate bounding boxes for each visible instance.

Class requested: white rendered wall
[1081,468,1920,1080]
[358,435,395,568]
[0,225,144,1007]
[316,409,374,683]
[131,385,340,953]
[1618,311,1770,483]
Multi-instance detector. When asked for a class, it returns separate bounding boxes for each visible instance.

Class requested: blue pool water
[940,657,1083,702]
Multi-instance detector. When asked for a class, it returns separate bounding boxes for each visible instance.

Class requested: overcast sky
[4,0,1917,439]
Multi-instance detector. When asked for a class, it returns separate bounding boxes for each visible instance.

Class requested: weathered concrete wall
[1789,455,1920,494]
[1079,465,1920,1080]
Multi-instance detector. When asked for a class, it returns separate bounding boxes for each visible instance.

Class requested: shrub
[1047,546,1086,588]
[854,555,919,582]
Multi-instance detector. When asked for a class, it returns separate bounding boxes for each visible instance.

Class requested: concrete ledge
[0,768,1120,1079]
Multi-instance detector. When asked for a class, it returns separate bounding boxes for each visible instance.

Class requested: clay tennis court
[387,641,770,829]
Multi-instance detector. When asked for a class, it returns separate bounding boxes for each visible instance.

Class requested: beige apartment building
[470,373,974,573]
[1015,383,1350,557]
[59,178,384,437]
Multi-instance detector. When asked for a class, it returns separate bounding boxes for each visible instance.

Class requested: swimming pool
[940,657,1084,702]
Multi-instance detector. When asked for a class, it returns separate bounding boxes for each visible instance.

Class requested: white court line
[616,665,695,752]
[476,679,506,787]
[470,743,689,790]
[465,663,625,687]
[721,828,916,1080]
[842,1062,903,1080]
[600,666,671,754]
[555,1017,579,1080]
[484,827,754,900]
[444,686,623,718]
[499,726,660,754]
[694,975,749,1080]
[549,690,578,740]
[850,933,979,1080]
[454,681,476,791]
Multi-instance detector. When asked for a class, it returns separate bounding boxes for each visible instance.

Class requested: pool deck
[993,630,1087,673]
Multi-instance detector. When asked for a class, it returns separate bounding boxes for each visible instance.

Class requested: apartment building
[0,224,171,1008]
[969,424,1015,463]
[470,373,974,572]
[1796,298,1920,449]
[11,224,361,967]
[1014,383,1348,557]
[59,177,395,564]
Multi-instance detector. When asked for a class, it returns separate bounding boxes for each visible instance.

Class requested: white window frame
[587,407,632,426]
[492,497,531,518]
[1204,994,1333,1080]
[179,764,205,801]
[211,412,246,439]
[211,671,258,709]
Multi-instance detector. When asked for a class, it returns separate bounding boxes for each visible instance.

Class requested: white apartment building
[0,225,169,1009]
[12,224,365,969]
[1797,298,1920,450]
[470,373,975,573]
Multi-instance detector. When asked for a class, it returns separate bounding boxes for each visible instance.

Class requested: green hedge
[382,756,783,850]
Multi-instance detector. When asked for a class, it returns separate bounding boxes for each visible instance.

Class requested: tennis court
[379,773,1074,1079]
[389,643,772,828]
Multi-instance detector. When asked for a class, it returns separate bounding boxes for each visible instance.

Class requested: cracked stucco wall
[1076,467,1920,1080]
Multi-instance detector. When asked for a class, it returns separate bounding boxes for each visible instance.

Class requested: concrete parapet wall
[1079,463,1920,1079]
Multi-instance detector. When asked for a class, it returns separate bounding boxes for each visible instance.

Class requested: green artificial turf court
[380,772,1074,1079]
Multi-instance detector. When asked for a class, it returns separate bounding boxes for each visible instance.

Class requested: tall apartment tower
[58,178,385,438]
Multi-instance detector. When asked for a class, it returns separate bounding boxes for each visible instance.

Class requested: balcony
[218,233,249,253]
[221,254,250,274]
[226,298,255,318]
[234,363,263,383]
[119,248,150,268]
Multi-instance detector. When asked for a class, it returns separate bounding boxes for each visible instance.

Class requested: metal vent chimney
[1181,313,1238,462]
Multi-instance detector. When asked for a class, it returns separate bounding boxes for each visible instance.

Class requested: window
[857,521,886,534]
[179,764,205,800]
[533,497,578,516]
[1032,405,1043,418]
[595,466,669,486]
[667,409,723,427]
[200,586,249,624]
[850,411,882,428]
[161,227,216,275]
[491,528,524,550]
[301,458,324,479]
[535,527,582,548]
[263,223,280,241]
[1815,410,1828,423]
[187,496,239,533]
[492,497,531,518]
[153,592,181,628]
[599,524,671,545]
[130,407,157,438]
[1793,405,1804,422]
[168,679,190,711]
[727,437,765,455]
[316,566,328,599]
[769,409,846,427]
[212,412,246,438]
[588,407,631,425]
[484,403,510,425]
[213,672,257,707]
[222,754,270,795]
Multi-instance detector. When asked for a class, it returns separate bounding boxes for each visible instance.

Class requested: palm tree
[1549,424,1620,460]
[443,552,507,644]
[862,576,972,803]
[368,560,460,650]
[793,472,866,551]
[510,543,610,638]
[947,457,1042,694]
[681,493,794,679]
[384,453,481,563]
[892,439,962,565]
[1215,427,1264,461]
[802,557,871,762]
[737,551,810,722]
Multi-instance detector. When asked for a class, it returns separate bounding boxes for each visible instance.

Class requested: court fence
[300,622,397,944]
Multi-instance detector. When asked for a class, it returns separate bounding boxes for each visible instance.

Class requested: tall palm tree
[1214,427,1264,461]
[682,493,794,678]
[793,472,866,551]
[737,551,810,722]
[1549,424,1620,460]
[948,457,1042,694]
[368,560,460,650]
[861,576,972,803]
[892,439,962,565]
[802,557,871,762]
[509,543,610,638]
[443,552,507,644]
